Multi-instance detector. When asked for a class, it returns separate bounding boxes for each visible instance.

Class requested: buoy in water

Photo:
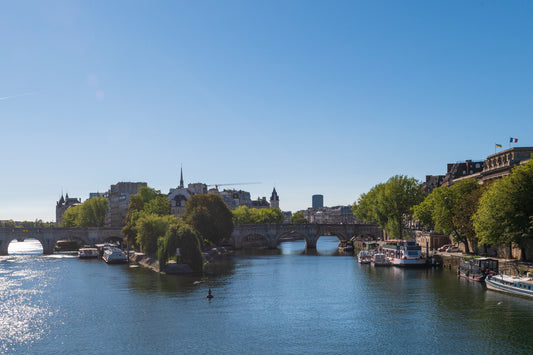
[206,288,213,299]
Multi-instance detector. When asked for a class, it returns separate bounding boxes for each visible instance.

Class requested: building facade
[55,193,82,226]
[312,194,324,209]
[303,205,355,224]
[107,182,147,227]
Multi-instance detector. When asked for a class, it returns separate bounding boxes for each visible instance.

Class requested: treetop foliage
[232,206,284,225]
[352,175,424,239]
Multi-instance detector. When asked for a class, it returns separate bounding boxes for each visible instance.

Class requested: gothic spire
[179,165,184,189]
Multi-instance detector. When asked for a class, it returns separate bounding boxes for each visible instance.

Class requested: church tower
[270,188,279,209]
[179,166,184,189]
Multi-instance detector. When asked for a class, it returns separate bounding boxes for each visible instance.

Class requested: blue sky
[1,0,532,222]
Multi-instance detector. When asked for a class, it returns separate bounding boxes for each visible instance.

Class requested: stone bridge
[0,227,124,255]
[231,223,382,249]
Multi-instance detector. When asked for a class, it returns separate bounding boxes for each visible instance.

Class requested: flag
[496,144,502,148]
[510,137,518,143]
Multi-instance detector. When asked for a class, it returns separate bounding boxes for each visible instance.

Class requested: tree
[413,178,481,253]
[158,220,204,272]
[353,175,424,239]
[59,197,109,228]
[232,206,284,224]
[474,160,533,259]
[61,205,82,227]
[232,205,253,224]
[144,195,171,216]
[122,186,171,247]
[290,211,308,224]
[182,194,233,245]
[78,197,109,227]
[136,214,178,256]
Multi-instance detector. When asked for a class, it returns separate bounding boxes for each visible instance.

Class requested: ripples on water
[2,237,533,354]
[1,240,50,353]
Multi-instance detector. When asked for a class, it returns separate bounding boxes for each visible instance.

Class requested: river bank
[127,246,233,275]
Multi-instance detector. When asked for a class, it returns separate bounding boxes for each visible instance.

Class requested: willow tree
[158,220,204,272]
[474,160,533,259]
[353,175,424,239]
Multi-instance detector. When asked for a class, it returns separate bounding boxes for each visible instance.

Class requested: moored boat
[458,257,498,282]
[78,247,99,259]
[372,253,390,266]
[382,240,426,267]
[485,273,533,298]
[357,250,372,264]
[102,247,128,264]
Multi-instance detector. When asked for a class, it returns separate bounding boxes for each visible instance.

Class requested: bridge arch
[5,238,44,255]
[277,231,311,249]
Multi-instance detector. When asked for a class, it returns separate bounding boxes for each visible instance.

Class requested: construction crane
[206,182,261,190]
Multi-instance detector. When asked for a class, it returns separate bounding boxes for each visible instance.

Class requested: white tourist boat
[485,273,533,298]
[372,253,391,266]
[102,247,128,264]
[358,250,372,264]
[382,240,426,267]
[78,247,98,259]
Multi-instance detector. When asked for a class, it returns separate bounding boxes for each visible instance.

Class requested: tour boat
[485,273,533,298]
[458,257,499,282]
[381,240,426,267]
[372,253,391,266]
[78,247,99,259]
[357,250,372,264]
[102,247,128,264]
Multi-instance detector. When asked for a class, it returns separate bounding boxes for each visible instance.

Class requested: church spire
[179,165,184,189]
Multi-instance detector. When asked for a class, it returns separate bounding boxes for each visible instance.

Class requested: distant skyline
[1,1,532,221]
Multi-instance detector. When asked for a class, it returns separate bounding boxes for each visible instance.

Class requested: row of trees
[121,187,234,272]
[1,219,55,228]
[352,159,533,259]
[61,197,109,228]
[232,206,284,224]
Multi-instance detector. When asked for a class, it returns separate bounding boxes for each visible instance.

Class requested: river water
[2,237,533,354]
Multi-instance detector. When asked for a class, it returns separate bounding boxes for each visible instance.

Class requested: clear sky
[1,0,532,222]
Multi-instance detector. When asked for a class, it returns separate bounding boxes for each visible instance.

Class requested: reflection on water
[7,239,43,255]
[2,237,533,353]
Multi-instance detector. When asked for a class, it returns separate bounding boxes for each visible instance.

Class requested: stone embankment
[127,246,232,275]
[436,251,533,275]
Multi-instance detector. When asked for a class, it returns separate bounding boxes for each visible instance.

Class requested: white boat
[102,248,128,264]
[382,240,427,267]
[358,250,372,264]
[372,253,390,266]
[78,247,98,259]
[485,273,533,298]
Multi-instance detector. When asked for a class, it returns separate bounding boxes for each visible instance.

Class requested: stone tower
[270,188,279,209]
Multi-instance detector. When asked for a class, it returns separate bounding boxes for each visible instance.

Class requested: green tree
[144,195,171,216]
[77,196,109,227]
[158,220,204,272]
[136,214,178,256]
[353,175,424,239]
[232,206,284,224]
[182,194,233,245]
[290,211,308,224]
[413,178,480,253]
[61,205,82,227]
[233,205,253,224]
[122,187,171,247]
[2,220,16,228]
[474,160,533,259]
